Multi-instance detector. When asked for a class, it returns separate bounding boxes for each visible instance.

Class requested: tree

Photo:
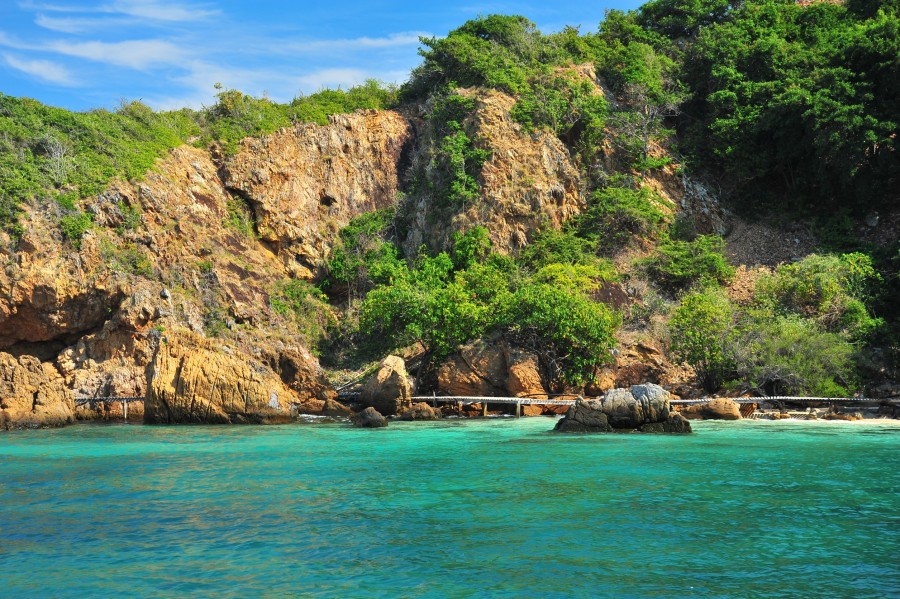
[669,287,735,391]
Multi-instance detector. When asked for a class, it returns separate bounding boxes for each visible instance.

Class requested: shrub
[645,234,734,291]
[669,287,735,392]
[577,186,668,251]
[755,252,882,339]
[504,282,619,385]
[59,211,93,248]
[733,315,857,397]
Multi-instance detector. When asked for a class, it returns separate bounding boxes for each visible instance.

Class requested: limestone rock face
[351,407,388,428]
[679,398,742,420]
[554,384,690,433]
[359,355,412,416]
[398,402,440,421]
[145,335,300,424]
[0,353,74,429]
[402,88,583,256]
[223,110,413,278]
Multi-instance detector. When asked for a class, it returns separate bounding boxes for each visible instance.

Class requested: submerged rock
[554,383,691,433]
[679,398,742,420]
[351,407,388,428]
[398,402,440,421]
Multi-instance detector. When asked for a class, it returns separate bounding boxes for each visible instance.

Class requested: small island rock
[351,407,388,428]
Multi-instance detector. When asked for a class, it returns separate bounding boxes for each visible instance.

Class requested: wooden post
[123,398,127,421]
[458,401,462,416]
[516,401,521,418]
[482,402,488,417]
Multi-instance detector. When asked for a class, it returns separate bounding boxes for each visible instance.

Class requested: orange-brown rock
[223,110,413,278]
[678,398,742,420]
[145,334,300,424]
[0,353,74,429]
[436,338,549,398]
[359,355,413,416]
[398,402,440,421]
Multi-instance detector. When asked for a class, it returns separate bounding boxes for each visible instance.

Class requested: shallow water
[1,418,898,598]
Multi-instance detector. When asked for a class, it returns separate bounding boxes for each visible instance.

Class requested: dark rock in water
[554,383,691,433]
[398,402,440,421]
[554,398,612,432]
[640,412,692,433]
[679,398,741,420]
[351,407,388,428]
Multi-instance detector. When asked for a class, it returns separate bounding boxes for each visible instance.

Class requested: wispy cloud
[47,39,187,69]
[0,32,187,70]
[20,0,219,22]
[35,14,140,34]
[296,32,429,52]
[3,52,75,85]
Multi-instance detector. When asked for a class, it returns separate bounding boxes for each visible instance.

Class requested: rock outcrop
[223,111,413,278]
[351,407,388,428]
[554,384,692,433]
[144,334,300,424]
[359,355,413,416]
[402,88,583,256]
[0,353,74,429]
[398,402,440,421]
[436,338,548,399]
[678,398,742,420]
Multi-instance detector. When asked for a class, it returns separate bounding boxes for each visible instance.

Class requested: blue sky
[0,0,644,111]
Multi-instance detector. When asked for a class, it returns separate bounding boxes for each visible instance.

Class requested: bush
[59,211,93,248]
[645,234,734,291]
[668,287,735,392]
[577,186,668,251]
[755,253,882,339]
[505,282,619,385]
[733,315,857,397]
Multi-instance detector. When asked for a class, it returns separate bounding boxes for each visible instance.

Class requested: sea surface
[0,417,898,598]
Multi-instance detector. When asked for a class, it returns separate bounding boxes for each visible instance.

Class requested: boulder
[554,398,613,433]
[145,334,299,424]
[398,402,440,421]
[322,397,352,417]
[359,355,412,416]
[0,353,75,429]
[554,384,691,434]
[351,407,388,428]
[602,384,670,429]
[679,398,742,420]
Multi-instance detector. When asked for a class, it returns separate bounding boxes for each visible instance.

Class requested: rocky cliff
[0,85,719,427]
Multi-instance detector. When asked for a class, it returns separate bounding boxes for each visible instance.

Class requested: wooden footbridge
[341,391,897,417]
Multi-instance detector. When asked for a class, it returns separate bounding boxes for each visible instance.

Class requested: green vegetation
[644,235,734,291]
[201,80,397,153]
[668,253,882,395]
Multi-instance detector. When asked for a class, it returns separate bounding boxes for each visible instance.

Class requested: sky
[0,0,645,112]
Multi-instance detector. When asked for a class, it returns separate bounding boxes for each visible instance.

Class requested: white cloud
[34,14,140,33]
[45,39,187,69]
[296,32,428,52]
[105,0,219,22]
[20,0,218,22]
[3,52,76,85]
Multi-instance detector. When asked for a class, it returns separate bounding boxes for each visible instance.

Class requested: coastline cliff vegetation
[0,0,897,406]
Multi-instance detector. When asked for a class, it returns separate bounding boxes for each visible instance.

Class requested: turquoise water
[1,418,898,598]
